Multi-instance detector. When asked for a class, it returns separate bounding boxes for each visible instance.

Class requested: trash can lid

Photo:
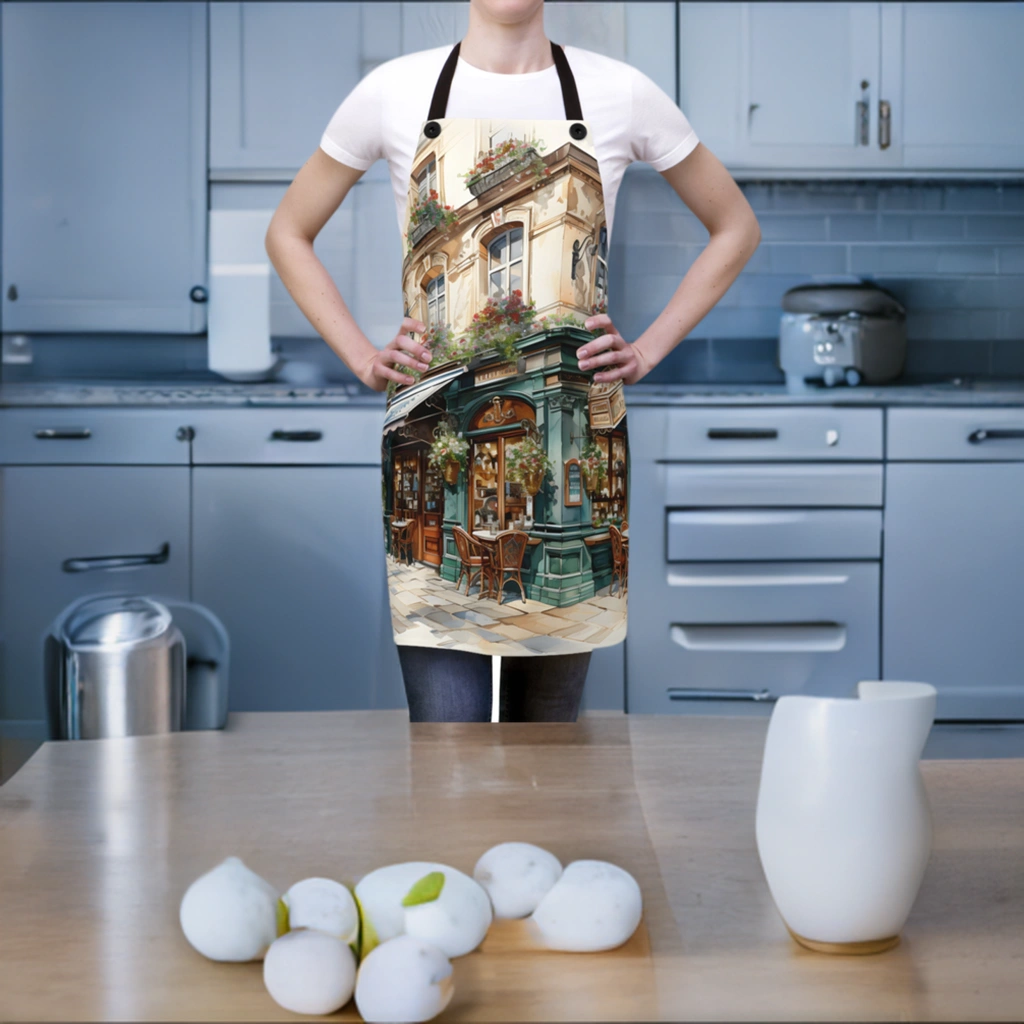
[61,595,173,650]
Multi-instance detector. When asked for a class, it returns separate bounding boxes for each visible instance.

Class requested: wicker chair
[452,525,490,597]
[491,530,529,604]
[608,523,628,597]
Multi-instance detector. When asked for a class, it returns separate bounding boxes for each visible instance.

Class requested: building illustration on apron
[381,41,628,656]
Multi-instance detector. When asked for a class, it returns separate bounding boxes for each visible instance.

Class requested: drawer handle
[968,428,1024,444]
[668,687,775,702]
[62,542,171,574]
[706,428,778,441]
[34,427,92,440]
[270,429,323,442]
[670,623,846,652]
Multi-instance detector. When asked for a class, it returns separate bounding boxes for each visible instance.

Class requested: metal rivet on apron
[423,120,441,138]
[569,122,587,140]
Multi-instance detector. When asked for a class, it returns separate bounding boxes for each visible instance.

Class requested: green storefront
[382,323,629,607]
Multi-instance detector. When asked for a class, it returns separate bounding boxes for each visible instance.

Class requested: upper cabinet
[1,2,208,334]
[679,2,1024,174]
[210,1,677,178]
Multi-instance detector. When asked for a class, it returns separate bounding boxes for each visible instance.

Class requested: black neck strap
[427,40,584,121]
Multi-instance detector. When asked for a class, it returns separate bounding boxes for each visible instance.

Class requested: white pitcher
[755,681,937,954]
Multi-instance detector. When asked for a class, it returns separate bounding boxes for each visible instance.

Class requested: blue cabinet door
[192,467,406,712]
[0,467,191,732]
[1,2,207,333]
[883,463,1024,719]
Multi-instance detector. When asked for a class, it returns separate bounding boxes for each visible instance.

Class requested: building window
[489,126,513,148]
[590,430,627,524]
[488,226,523,299]
[425,274,445,327]
[416,159,437,203]
[593,224,608,308]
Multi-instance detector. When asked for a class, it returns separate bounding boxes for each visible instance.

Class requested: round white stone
[473,842,563,918]
[179,856,280,962]
[263,929,357,1015]
[529,859,643,952]
[355,935,454,1024]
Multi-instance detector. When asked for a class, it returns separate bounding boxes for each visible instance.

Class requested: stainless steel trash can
[54,595,186,739]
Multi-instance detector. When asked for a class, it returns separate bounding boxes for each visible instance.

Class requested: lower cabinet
[0,465,190,730]
[191,466,405,712]
[883,462,1024,720]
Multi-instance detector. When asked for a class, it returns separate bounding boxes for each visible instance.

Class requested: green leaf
[276,897,290,937]
[353,891,380,961]
[401,871,446,907]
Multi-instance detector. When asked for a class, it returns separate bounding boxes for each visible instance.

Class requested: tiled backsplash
[7,177,1023,387]
[613,174,1024,383]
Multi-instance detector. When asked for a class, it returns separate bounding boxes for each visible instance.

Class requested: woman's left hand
[578,314,652,385]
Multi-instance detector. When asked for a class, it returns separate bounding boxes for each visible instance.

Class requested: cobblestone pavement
[388,556,626,656]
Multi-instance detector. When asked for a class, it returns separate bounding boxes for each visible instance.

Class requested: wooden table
[1,712,1021,1021]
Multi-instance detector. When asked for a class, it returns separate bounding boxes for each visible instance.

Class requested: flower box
[467,147,542,197]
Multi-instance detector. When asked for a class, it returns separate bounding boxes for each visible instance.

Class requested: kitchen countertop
[2,377,1024,407]
[0,711,1020,1021]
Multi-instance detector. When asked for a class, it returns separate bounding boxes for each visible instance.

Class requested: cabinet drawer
[664,407,883,461]
[667,509,881,561]
[0,409,191,464]
[887,408,1024,461]
[664,463,883,507]
[190,408,384,465]
[626,561,880,713]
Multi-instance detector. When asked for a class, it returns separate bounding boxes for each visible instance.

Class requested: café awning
[382,365,468,432]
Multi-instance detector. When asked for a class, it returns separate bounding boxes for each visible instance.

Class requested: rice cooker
[779,281,907,390]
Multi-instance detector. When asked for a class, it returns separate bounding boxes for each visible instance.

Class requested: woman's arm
[265,149,431,391]
[578,143,761,385]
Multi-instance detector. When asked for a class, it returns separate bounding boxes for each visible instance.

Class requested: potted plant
[580,437,608,495]
[460,137,549,197]
[465,289,538,361]
[406,188,459,251]
[428,424,469,486]
[505,434,553,496]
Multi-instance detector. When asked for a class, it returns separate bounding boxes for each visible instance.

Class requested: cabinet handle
[707,428,778,441]
[878,100,892,149]
[856,99,869,146]
[270,429,323,442]
[668,687,775,702]
[62,541,171,574]
[968,428,1024,444]
[35,427,93,440]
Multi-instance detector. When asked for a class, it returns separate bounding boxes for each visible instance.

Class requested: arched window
[488,226,523,299]
[425,274,445,327]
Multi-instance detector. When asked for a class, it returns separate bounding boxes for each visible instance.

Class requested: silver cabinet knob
[826,430,840,447]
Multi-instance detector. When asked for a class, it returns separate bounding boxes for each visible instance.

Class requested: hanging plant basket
[442,460,461,486]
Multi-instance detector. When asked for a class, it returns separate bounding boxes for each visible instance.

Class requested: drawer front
[664,407,883,461]
[626,561,880,713]
[667,509,882,561]
[664,463,884,507]
[190,408,384,464]
[0,408,191,464]
[888,408,1024,461]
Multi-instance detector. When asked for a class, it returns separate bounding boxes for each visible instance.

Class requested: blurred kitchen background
[1,2,1023,767]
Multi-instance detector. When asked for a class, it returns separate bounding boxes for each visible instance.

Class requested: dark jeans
[397,645,591,723]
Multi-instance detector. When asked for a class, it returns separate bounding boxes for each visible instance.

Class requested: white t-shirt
[319,44,699,243]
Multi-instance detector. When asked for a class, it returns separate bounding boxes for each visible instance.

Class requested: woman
[266,0,760,724]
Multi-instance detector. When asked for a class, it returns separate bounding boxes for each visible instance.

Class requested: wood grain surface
[0,711,1021,1021]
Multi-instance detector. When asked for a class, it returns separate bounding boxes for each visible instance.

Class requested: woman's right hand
[357,317,432,392]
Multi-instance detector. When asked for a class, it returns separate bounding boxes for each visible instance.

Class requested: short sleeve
[628,67,699,172]
[319,64,385,171]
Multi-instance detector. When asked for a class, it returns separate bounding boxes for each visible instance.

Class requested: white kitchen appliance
[207,209,282,381]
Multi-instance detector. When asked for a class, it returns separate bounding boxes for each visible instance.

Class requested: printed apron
[381,40,629,656]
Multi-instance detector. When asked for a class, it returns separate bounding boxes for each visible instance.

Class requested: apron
[381,39,628,657]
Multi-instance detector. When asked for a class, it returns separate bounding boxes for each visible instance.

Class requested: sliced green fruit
[276,896,290,937]
[401,871,446,907]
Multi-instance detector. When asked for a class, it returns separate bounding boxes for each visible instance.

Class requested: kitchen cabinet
[1,2,208,333]
[679,1,1024,174]
[209,1,675,179]
[883,409,1024,720]
[189,408,405,713]
[0,466,191,730]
